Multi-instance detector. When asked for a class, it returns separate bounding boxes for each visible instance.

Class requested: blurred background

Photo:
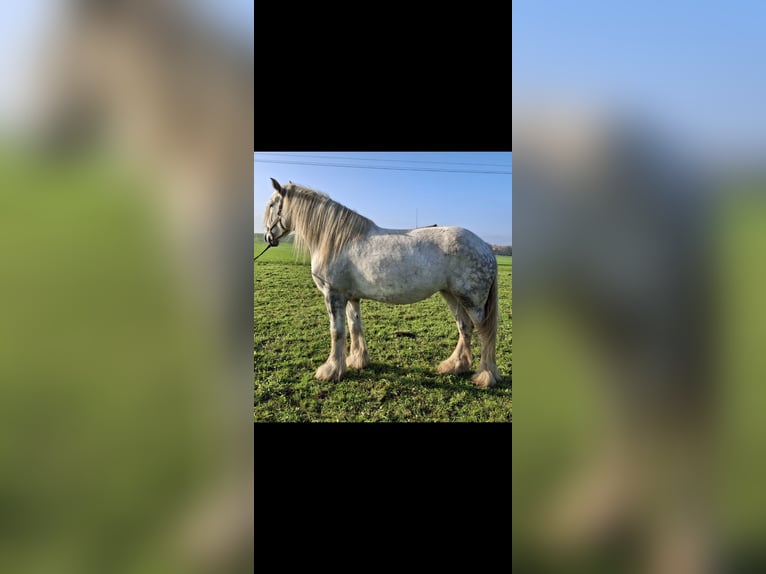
[0,1,253,573]
[513,2,766,573]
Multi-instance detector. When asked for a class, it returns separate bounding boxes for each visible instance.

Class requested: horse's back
[342,225,496,305]
[367,225,494,264]
[409,225,496,270]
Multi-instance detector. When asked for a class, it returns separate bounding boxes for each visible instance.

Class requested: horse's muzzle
[265,233,279,247]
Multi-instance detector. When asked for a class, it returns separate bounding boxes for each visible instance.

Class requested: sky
[0,1,58,125]
[254,152,513,246]
[513,1,766,161]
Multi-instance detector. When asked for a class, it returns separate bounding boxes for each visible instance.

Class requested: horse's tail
[477,268,500,380]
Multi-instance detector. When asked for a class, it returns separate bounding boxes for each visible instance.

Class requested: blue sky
[254,153,513,246]
[513,1,766,160]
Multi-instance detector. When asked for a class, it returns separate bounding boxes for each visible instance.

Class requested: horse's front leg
[315,290,348,382]
[345,299,370,370]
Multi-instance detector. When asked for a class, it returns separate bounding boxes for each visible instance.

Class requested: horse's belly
[368,286,438,305]
[347,240,453,303]
[350,273,444,304]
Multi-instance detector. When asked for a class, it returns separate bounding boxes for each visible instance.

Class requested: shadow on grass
[341,361,512,394]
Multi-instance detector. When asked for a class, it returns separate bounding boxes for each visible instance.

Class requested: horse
[262,178,501,388]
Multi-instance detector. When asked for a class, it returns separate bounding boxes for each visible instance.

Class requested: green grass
[0,145,231,573]
[254,238,512,422]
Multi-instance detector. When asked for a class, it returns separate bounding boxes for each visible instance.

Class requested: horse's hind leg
[437,291,473,375]
[464,278,500,388]
[345,299,370,370]
[315,291,347,382]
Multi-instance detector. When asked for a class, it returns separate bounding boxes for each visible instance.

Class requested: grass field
[254,238,512,422]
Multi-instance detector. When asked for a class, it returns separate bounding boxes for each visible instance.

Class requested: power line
[254,151,513,168]
[253,158,512,175]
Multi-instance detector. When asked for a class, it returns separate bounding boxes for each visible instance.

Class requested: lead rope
[253,244,271,261]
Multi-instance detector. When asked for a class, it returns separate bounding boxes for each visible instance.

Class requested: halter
[256,197,285,261]
[266,195,286,243]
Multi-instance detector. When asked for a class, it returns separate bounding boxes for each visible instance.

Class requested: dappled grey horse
[263,178,501,387]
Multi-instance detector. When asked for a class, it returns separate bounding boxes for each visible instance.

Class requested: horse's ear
[270,178,284,195]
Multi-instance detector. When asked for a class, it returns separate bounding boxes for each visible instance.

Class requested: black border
[255,5,510,152]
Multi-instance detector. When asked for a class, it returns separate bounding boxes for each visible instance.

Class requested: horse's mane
[283,183,375,265]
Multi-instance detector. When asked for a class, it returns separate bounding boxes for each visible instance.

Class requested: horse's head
[264,178,292,246]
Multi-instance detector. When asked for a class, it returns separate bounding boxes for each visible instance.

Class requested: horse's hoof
[346,353,370,370]
[471,370,496,388]
[315,361,345,382]
[437,357,471,375]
